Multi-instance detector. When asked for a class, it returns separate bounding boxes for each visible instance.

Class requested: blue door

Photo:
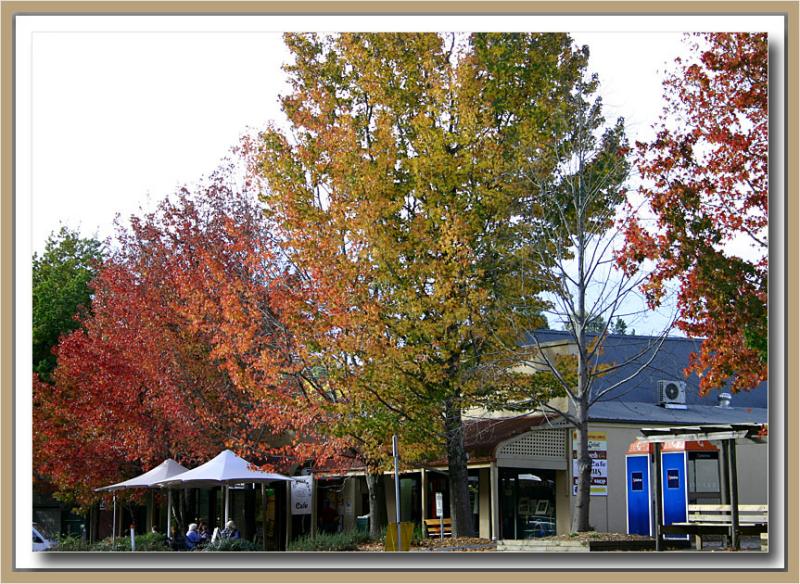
[625,454,651,535]
[661,451,689,540]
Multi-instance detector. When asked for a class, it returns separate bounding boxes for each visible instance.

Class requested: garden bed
[498,532,654,553]
[355,536,496,553]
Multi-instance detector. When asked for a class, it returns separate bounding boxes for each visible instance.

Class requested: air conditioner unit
[658,380,687,409]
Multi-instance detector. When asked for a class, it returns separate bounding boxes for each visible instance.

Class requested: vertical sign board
[435,492,444,540]
[625,454,652,536]
[572,431,608,496]
[291,476,312,515]
[661,450,689,540]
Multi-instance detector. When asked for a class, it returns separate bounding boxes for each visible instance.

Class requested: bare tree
[503,80,675,532]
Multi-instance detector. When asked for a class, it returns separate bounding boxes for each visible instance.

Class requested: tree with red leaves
[33,175,346,510]
[619,33,768,394]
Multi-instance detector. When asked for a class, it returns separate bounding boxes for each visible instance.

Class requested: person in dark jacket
[220,520,240,540]
[197,520,210,544]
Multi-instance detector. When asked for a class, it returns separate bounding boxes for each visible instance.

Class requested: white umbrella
[153,449,296,524]
[96,459,189,492]
[96,458,189,541]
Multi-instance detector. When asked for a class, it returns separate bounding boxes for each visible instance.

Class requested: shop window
[687,456,720,493]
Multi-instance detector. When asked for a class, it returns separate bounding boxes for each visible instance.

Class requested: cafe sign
[572,431,608,496]
[291,475,313,515]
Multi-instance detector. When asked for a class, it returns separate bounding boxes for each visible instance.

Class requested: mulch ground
[536,531,652,543]
[356,536,496,552]
[355,532,656,552]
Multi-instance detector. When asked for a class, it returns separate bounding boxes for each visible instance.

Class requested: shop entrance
[499,468,556,539]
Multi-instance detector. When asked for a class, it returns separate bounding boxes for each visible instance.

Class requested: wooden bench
[423,518,452,538]
[661,504,768,550]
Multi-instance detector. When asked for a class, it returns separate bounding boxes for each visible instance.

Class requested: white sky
[27,28,690,336]
[29,29,687,254]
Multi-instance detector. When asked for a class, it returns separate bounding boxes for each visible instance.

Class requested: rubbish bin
[356,514,369,534]
[384,521,414,552]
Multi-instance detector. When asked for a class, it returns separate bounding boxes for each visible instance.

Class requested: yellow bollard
[385,522,414,552]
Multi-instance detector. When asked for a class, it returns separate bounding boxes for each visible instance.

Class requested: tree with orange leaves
[619,33,767,394]
[33,174,346,512]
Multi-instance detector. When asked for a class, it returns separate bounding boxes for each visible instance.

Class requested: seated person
[168,526,185,551]
[197,521,210,543]
[220,520,241,540]
[185,523,202,550]
[320,500,339,534]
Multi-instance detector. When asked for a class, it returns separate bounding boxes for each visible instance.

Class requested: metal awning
[637,423,767,443]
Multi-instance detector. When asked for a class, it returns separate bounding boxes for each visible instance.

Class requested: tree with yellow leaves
[253,33,592,536]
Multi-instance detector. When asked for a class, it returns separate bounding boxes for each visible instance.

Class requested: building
[311,331,768,540]
[65,331,767,546]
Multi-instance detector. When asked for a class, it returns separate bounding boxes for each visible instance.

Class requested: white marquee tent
[152,449,297,526]
[95,458,189,542]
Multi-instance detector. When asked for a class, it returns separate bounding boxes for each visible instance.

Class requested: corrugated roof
[463,414,553,458]
[585,401,767,425]
[522,330,768,409]
[420,414,556,467]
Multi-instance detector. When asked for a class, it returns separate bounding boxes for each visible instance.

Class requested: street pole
[166,490,172,539]
[392,434,402,551]
[224,485,230,525]
[726,439,741,550]
[112,494,117,547]
[653,442,663,551]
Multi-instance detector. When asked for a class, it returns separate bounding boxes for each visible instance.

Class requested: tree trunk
[445,398,474,537]
[571,163,593,534]
[365,471,388,538]
[571,402,592,532]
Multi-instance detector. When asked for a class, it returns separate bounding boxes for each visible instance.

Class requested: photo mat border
[2,1,797,582]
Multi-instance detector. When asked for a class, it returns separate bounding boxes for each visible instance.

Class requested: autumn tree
[32,227,104,381]
[498,77,673,532]
[254,32,590,536]
[33,176,343,511]
[618,33,767,394]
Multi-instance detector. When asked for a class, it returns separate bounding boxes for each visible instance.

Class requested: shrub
[288,530,371,552]
[56,532,171,552]
[410,523,424,546]
[202,538,259,552]
[132,532,171,551]
[52,535,90,552]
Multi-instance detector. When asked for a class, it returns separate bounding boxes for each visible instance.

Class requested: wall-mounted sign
[435,492,444,518]
[572,430,608,496]
[291,475,312,515]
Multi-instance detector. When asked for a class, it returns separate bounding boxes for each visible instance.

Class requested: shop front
[498,468,557,539]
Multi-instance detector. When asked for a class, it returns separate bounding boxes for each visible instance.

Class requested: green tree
[253,32,588,536]
[611,318,628,335]
[32,227,104,381]
[563,314,606,333]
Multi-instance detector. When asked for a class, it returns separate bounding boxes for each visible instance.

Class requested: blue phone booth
[626,439,720,538]
[660,442,688,540]
[625,440,653,536]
